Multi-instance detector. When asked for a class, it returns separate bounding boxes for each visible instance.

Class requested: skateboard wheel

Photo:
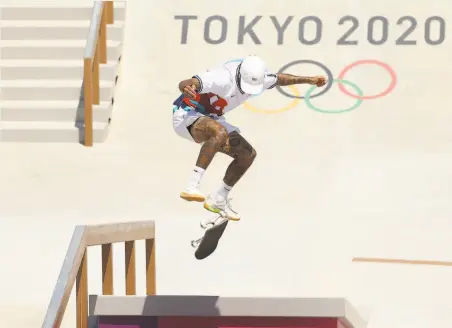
[200,221,214,229]
[201,215,226,229]
[191,240,200,248]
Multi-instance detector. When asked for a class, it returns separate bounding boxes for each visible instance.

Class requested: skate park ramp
[1,0,452,328]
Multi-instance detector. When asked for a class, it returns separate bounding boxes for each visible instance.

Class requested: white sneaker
[180,184,205,202]
[203,195,241,221]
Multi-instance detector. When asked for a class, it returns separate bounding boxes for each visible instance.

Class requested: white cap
[239,55,266,95]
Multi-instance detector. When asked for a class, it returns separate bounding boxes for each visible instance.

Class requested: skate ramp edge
[41,220,365,328]
[90,295,366,328]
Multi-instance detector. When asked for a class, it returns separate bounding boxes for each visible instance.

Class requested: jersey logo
[207,93,228,116]
[182,93,228,116]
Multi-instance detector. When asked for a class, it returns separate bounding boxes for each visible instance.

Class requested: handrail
[41,220,156,328]
[84,2,104,60]
[83,1,114,147]
[41,227,88,328]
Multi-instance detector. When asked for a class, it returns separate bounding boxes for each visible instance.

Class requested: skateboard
[191,215,229,260]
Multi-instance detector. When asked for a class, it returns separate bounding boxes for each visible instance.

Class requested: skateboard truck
[191,237,202,248]
[192,215,227,249]
[191,214,228,251]
[190,200,237,259]
[191,218,230,259]
[200,213,228,229]
[191,236,204,248]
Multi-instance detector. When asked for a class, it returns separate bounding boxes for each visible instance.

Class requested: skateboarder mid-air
[172,55,327,221]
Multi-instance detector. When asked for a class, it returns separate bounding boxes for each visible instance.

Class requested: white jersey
[173,61,278,117]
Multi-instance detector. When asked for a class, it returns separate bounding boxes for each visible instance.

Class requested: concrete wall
[1,0,451,328]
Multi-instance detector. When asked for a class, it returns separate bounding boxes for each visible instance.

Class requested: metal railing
[41,220,156,328]
[83,1,114,147]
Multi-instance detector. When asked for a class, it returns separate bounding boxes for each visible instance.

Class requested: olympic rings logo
[227,58,397,114]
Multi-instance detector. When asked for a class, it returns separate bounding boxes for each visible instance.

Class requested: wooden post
[105,1,114,24]
[145,238,156,295]
[93,44,100,105]
[102,244,114,295]
[125,241,136,295]
[99,7,107,64]
[83,58,93,147]
[76,250,88,328]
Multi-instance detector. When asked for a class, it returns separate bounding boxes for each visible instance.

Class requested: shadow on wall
[91,295,222,328]
[142,295,222,316]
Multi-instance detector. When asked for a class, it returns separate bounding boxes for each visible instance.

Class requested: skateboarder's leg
[220,131,257,187]
[204,131,256,220]
[180,116,228,202]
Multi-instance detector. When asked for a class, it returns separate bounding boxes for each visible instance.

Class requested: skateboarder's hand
[309,76,327,87]
[183,84,198,99]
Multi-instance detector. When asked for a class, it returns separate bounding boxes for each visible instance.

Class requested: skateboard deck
[193,219,229,260]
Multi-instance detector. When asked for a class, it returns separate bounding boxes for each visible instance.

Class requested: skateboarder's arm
[179,67,230,95]
[179,74,228,96]
[276,74,327,87]
[276,74,315,86]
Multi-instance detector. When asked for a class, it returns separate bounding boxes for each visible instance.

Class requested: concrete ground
[1,0,452,328]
